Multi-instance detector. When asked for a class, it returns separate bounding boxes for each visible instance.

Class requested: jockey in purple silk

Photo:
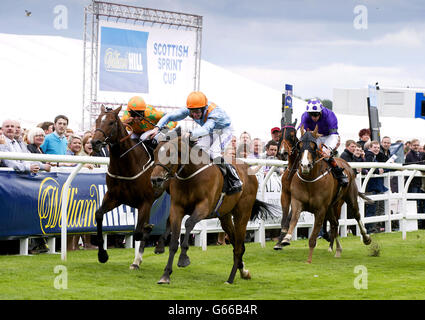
[299,99,348,186]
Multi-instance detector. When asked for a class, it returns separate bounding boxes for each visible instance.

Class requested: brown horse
[273,120,300,250]
[280,126,371,263]
[150,127,278,284]
[91,105,169,269]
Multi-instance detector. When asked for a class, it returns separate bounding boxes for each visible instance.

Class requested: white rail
[1,152,424,255]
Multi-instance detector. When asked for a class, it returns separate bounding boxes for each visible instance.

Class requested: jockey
[299,98,348,187]
[121,96,177,141]
[148,91,243,195]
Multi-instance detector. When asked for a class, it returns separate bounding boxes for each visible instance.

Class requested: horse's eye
[109,121,114,126]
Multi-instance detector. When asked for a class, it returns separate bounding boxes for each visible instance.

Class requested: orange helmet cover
[186,91,208,109]
[127,96,147,111]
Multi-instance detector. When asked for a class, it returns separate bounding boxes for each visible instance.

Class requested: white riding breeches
[196,126,234,159]
[317,134,339,153]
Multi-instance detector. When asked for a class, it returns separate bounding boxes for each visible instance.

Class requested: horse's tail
[250,199,280,221]
[359,192,375,204]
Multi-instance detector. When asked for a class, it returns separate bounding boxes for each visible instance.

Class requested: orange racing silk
[121,105,177,134]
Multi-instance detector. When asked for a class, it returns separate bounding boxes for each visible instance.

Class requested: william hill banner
[0,170,170,238]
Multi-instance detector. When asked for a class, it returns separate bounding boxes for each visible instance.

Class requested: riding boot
[213,157,243,195]
[326,157,348,187]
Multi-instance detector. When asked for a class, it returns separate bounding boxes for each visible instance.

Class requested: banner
[98,21,198,106]
[0,170,170,238]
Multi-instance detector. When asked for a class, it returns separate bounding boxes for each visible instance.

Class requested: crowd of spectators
[0,113,424,252]
[338,128,425,233]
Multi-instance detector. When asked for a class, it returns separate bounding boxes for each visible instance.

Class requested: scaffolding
[82,1,203,130]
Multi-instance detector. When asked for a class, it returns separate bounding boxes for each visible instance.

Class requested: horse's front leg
[178,201,209,268]
[307,207,327,264]
[274,182,291,250]
[158,205,185,285]
[95,192,120,263]
[130,200,154,270]
[280,199,303,246]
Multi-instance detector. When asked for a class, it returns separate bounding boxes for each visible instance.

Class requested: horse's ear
[115,105,122,114]
[300,125,305,136]
[100,104,106,113]
[292,119,298,127]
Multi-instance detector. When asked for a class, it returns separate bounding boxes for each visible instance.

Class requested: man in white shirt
[0,119,40,173]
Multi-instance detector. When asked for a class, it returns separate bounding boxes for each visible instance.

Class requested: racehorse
[280,126,371,263]
[91,105,169,269]
[273,120,301,250]
[150,127,278,284]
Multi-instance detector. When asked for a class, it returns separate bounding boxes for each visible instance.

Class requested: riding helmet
[128,96,147,111]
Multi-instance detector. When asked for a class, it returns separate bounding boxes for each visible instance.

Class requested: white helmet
[306,99,323,113]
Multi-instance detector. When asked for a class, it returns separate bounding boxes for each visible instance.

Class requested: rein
[107,142,154,180]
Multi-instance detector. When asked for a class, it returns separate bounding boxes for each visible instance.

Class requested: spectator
[239,131,251,145]
[404,141,411,155]
[65,128,74,139]
[270,127,281,143]
[223,145,236,163]
[63,135,94,169]
[0,119,40,174]
[364,140,388,233]
[38,121,54,135]
[41,115,68,155]
[357,128,371,150]
[377,136,391,162]
[26,127,51,172]
[249,138,263,159]
[353,143,365,173]
[340,139,357,162]
[80,135,94,157]
[262,140,283,176]
[405,139,425,227]
[340,139,357,176]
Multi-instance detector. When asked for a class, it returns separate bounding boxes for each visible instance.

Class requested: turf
[1,231,425,300]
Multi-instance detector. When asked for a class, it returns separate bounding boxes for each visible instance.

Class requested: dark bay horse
[281,126,371,263]
[273,120,300,250]
[91,105,168,269]
[150,128,278,284]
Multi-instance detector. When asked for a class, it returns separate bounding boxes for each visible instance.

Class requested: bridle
[296,132,329,182]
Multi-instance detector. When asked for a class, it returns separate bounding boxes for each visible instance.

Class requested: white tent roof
[1,33,423,148]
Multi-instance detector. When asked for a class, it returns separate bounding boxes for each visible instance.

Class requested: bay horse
[150,127,278,284]
[273,120,300,250]
[91,105,169,270]
[281,126,371,263]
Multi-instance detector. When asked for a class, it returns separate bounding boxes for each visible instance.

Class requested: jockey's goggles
[309,112,321,117]
[130,110,144,117]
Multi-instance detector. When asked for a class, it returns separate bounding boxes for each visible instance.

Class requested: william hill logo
[37,177,99,234]
[104,48,144,74]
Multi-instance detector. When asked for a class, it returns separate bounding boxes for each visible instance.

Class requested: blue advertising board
[0,170,169,239]
[99,26,149,93]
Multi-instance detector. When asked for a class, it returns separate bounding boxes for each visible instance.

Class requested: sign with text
[0,170,169,238]
[98,20,198,106]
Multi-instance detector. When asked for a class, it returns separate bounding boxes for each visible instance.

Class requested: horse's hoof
[363,236,372,245]
[273,243,283,250]
[281,240,291,247]
[98,250,109,263]
[157,277,170,285]
[335,251,342,258]
[177,256,191,268]
[129,264,140,270]
[240,270,251,280]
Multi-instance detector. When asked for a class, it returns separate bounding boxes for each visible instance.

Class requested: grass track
[1,231,425,300]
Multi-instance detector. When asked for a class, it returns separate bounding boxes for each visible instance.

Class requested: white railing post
[61,163,84,261]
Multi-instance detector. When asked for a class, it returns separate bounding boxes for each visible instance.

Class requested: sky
[1,0,425,99]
